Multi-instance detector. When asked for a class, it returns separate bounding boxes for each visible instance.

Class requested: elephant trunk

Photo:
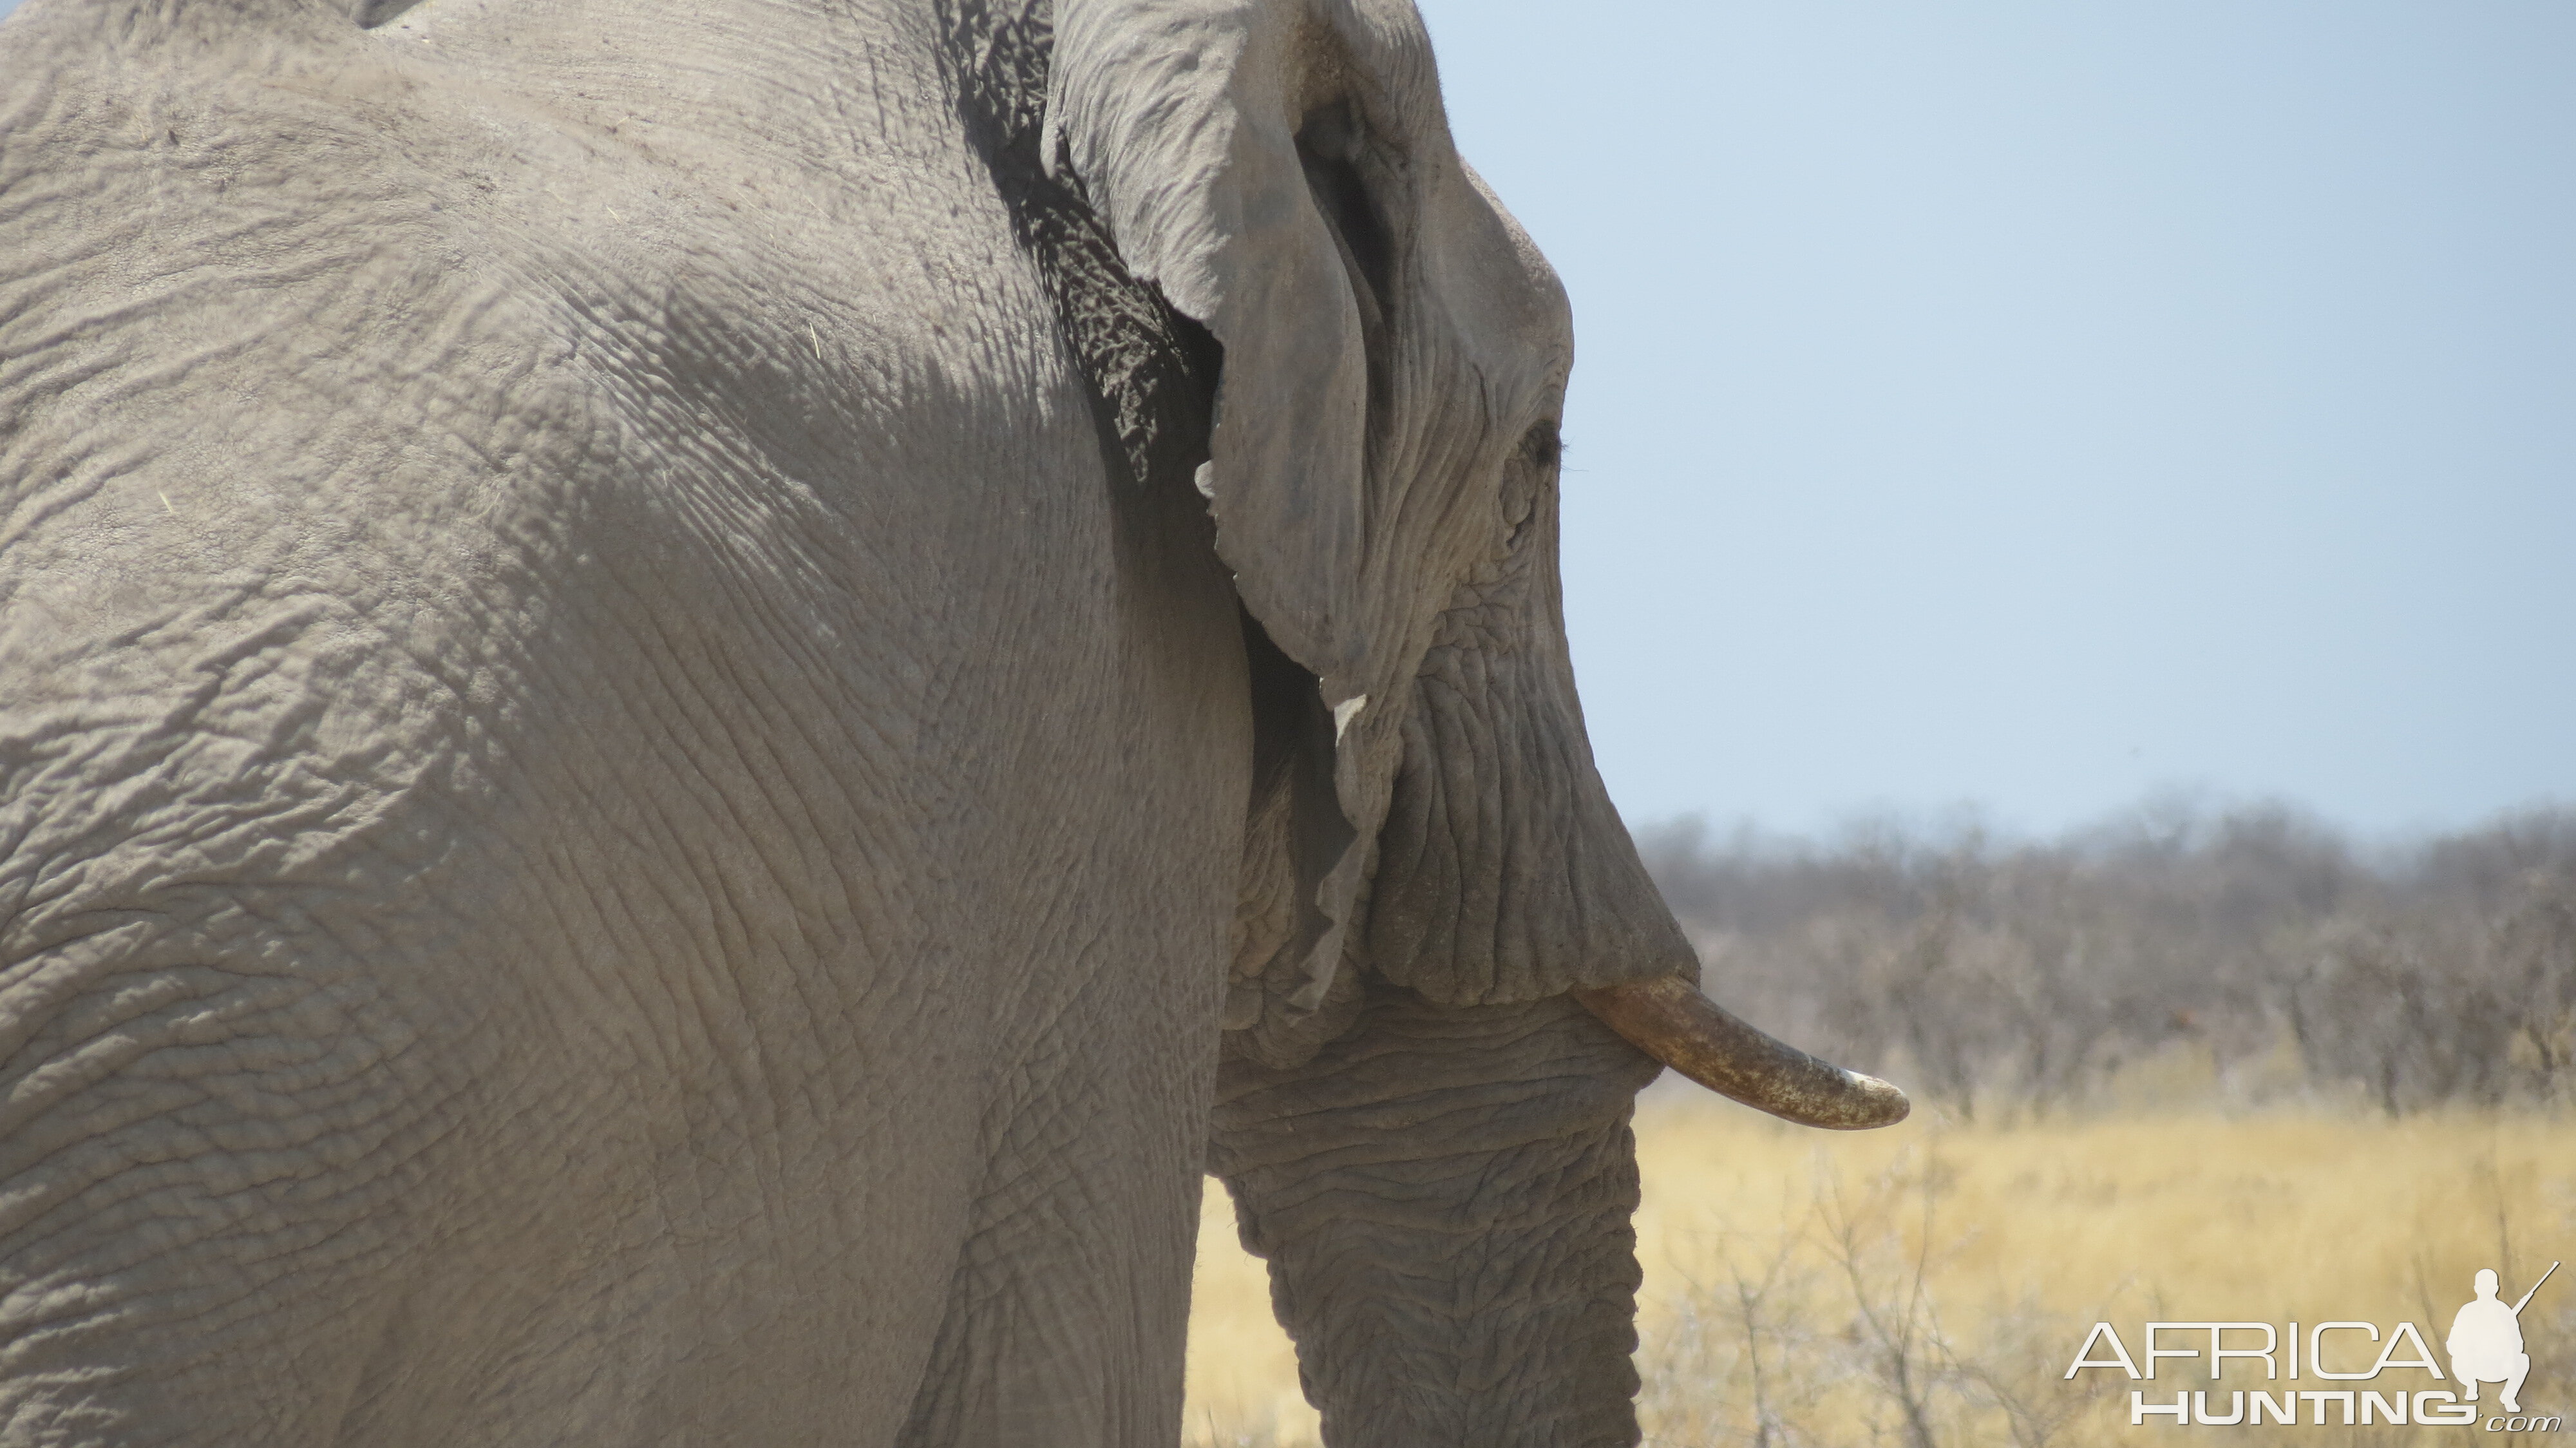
[1575,976,1911,1130]
[1211,978,1660,1448]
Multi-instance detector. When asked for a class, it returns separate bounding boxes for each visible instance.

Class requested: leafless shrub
[1815,1157,1959,1448]
[1640,799,2576,1114]
[1637,1231,1832,1447]
[1639,1148,2135,1448]
[1940,1293,2114,1448]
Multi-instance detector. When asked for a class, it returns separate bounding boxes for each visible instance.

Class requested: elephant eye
[1498,421,1557,540]
[1520,421,1562,470]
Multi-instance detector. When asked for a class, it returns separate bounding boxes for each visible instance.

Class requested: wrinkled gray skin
[0,0,1711,1442]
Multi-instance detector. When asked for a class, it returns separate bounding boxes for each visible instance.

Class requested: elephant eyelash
[1520,421,1563,470]
[1495,423,1558,540]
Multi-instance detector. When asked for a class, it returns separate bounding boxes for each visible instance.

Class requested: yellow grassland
[1184,1080,2576,1447]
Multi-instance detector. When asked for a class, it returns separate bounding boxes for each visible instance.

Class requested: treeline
[1637,799,2576,1117]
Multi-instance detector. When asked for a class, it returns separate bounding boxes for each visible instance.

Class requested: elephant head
[1037,1,1909,1441]
[0,0,1895,1437]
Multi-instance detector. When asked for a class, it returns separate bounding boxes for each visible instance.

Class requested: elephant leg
[0,935,465,1448]
[896,1002,1212,1448]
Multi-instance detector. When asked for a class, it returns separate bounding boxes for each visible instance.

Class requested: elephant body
[3,1,1251,1438]
[0,0,1812,1442]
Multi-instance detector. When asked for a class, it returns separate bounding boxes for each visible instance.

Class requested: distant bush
[1638,799,2576,1117]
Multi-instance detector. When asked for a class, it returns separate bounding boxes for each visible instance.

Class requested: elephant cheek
[1363,629,1695,1008]
[1209,979,1658,1448]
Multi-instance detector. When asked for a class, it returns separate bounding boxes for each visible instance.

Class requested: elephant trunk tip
[1575,975,1911,1130]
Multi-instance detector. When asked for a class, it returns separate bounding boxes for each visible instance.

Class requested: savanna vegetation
[1185,799,2576,1446]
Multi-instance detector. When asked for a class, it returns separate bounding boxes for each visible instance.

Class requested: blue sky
[8,1,2569,838]
[1418,1,2575,838]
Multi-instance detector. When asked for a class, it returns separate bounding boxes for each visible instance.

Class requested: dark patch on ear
[353,0,426,26]
[944,0,1364,1054]
[942,0,1221,495]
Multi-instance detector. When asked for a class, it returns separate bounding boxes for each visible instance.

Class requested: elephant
[0,0,1906,1442]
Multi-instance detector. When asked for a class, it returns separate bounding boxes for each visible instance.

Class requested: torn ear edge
[1224,609,1365,1065]
[1049,0,1394,1025]
[1045,0,1374,687]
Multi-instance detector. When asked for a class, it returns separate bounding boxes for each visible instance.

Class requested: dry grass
[1183,1184,1316,1448]
[1184,1077,2576,1447]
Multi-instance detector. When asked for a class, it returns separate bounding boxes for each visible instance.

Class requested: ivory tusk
[1575,975,1911,1130]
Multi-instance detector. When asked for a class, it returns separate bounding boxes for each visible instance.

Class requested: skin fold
[0,0,1719,1443]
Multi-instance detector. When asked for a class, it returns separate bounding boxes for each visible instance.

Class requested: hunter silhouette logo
[2065,1260,2562,1430]
[2452,1262,2556,1415]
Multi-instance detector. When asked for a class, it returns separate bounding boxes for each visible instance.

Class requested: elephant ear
[1048,0,1388,1015]
[1043,0,1368,687]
